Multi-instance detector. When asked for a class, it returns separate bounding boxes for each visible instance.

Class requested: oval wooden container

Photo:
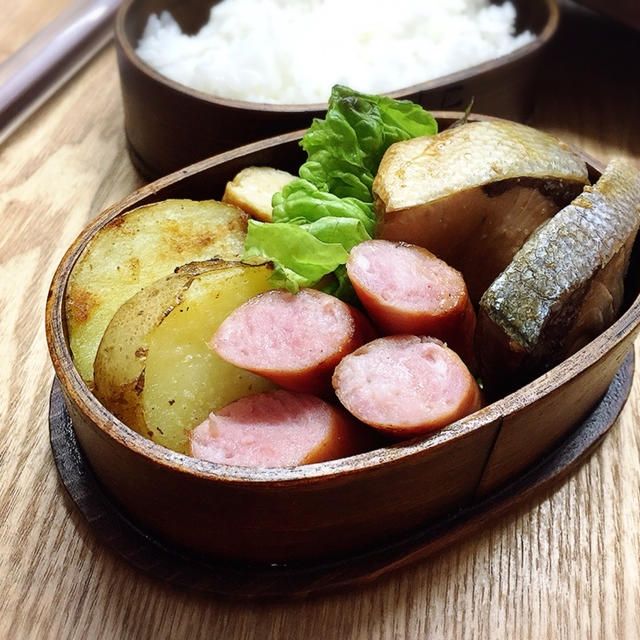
[46,115,640,566]
[115,0,559,178]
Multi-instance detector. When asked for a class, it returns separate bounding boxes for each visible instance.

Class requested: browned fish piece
[373,120,589,302]
[477,158,640,395]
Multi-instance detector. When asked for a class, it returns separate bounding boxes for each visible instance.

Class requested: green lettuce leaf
[272,178,375,236]
[243,85,438,295]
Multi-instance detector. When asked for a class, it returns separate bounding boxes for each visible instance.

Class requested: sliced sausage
[333,335,482,437]
[211,288,375,394]
[346,239,476,366]
[189,390,374,467]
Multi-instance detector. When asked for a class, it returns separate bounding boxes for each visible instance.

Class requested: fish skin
[477,158,640,393]
[374,120,589,211]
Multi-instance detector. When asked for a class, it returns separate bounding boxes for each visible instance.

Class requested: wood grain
[1,0,640,638]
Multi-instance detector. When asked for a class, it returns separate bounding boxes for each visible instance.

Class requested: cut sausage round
[332,335,482,437]
[189,390,373,467]
[346,239,476,366]
[211,288,375,394]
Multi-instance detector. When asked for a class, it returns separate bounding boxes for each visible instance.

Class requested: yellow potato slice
[94,260,276,454]
[93,268,197,434]
[222,166,296,222]
[66,199,248,384]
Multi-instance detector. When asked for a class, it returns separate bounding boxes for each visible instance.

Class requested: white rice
[135,0,535,105]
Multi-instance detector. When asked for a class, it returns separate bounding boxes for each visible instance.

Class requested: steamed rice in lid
[136,0,535,105]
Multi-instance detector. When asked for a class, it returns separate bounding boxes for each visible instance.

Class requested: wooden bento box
[115,0,559,177]
[46,114,640,594]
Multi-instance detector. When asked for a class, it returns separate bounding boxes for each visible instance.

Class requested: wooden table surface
[1,1,639,638]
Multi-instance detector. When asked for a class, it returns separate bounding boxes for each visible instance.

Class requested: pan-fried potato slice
[66,199,249,385]
[94,260,276,453]
[92,269,197,433]
[222,166,296,222]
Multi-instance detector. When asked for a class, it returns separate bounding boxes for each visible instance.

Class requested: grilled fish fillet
[374,120,589,302]
[477,158,640,394]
